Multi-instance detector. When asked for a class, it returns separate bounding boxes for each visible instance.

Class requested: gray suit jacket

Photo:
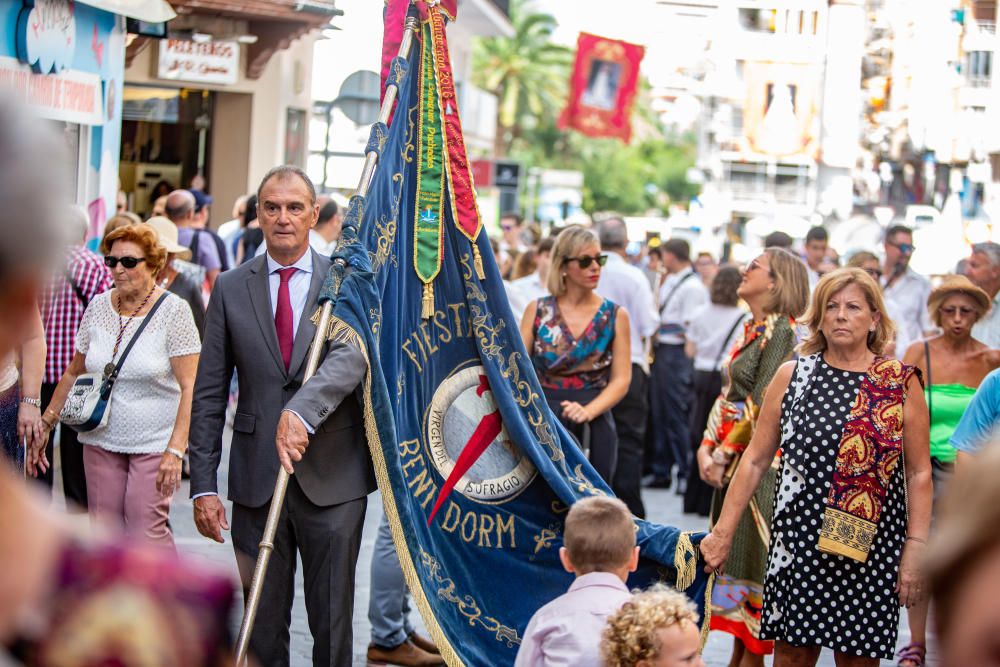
[189,250,376,508]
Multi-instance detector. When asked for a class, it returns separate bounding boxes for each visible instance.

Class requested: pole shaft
[233,13,420,667]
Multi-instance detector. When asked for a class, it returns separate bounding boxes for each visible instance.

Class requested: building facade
[309,0,511,196]
[121,0,334,225]
[691,0,865,233]
[0,0,167,241]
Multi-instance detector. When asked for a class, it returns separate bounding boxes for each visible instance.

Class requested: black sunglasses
[104,255,146,269]
[568,254,608,269]
[889,242,915,254]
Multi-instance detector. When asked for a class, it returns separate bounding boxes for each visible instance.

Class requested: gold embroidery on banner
[419,547,521,648]
[533,528,557,555]
[327,315,463,666]
[463,279,603,497]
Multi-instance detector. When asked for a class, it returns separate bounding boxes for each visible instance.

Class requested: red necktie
[275,267,297,372]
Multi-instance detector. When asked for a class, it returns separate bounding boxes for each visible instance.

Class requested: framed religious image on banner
[285,108,307,168]
[559,33,644,143]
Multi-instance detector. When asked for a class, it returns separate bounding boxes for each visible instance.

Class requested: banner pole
[234,13,421,666]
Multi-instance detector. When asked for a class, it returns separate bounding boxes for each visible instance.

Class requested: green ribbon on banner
[414,23,445,318]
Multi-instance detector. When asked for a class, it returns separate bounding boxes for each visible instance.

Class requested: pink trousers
[83,445,174,549]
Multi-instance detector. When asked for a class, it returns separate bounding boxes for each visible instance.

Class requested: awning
[76,0,177,22]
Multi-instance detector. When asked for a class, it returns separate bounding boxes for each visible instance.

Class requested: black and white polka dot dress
[759,357,906,660]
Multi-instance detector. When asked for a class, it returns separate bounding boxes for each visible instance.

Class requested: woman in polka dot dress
[701,268,933,666]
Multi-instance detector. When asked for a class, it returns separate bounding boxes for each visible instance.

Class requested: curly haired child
[601,585,704,667]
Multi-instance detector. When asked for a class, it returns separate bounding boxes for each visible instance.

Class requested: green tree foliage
[472,0,700,215]
[472,0,572,155]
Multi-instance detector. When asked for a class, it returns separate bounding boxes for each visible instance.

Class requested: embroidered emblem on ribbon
[414,22,445,318]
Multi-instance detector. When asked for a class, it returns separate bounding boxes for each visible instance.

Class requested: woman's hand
[560,401,592,424]
[697,447,726,488]
[699,530,733,574]
[25,426,50,477]
[156,448,183,497]
[896,540,925,608]
[17,403,44,453]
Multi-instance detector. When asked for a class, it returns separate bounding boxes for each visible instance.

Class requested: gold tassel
[472,243,486,280]
[674,531,697,591]
[421,283,434,319]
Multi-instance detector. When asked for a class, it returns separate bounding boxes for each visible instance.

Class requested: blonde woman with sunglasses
[520,225,632,483]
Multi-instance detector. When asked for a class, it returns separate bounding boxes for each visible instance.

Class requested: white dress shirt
[972,291,1000,349]
[882,267,933,356]
[657,266,709,345]
[510,271,549,324]
[265,250,314,335]
[596,252,659,370]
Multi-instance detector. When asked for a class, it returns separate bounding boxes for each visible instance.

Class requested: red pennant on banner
[558,32,645,143]
[381,0,458,103]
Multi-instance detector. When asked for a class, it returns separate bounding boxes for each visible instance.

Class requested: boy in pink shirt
[515,497,639,667]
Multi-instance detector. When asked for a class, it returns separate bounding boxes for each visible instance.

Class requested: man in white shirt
[881,225,933,356]
[313,199,343,256]
[965,242,1000,349]
[509,237,553,323]
[804,225,828,289]
[595,219,658,517]
[649,238,708,492]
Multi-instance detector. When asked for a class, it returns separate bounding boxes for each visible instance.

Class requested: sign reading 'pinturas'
[157,39,239,85]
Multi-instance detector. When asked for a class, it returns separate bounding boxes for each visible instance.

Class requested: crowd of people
[491,212,1000,667]
[6,89,1000,667]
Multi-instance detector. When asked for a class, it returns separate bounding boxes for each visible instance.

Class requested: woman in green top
[898,274,1000,667]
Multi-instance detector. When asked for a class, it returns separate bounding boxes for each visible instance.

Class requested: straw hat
[145,216,192,260]
[928,274,992,318]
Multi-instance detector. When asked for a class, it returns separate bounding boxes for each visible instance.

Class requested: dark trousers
[650,344,694,479]
[232,478,367,667]
[38,382,88,509]
[611,364,648,518]
[544,387,618,484]
[684,369,722,516]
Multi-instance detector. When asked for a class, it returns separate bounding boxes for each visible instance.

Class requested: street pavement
[54,426,929,665]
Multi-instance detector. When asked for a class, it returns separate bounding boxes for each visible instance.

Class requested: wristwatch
[20,396,41,408]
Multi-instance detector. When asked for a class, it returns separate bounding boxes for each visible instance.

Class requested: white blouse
[75,291,200,454]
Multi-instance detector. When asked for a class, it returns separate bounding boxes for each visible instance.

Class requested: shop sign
[158,39,239,85]
[0,56,103,125]
[15,0,76,75]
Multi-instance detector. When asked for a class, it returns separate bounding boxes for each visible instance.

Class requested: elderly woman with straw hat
[146,216,206,338]
[701,267,933,667]
[894,274,1000,667]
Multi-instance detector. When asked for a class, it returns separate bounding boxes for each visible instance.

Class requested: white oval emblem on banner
[426,365,536,504]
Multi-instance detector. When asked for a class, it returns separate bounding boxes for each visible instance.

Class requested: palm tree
[472,0,572,155]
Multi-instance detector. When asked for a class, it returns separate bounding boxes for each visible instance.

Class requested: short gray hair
[257,165,317,204]
[68,205,89,242]
[596,217,627,250]
[972,242,1000,268]
[0,94,68,279]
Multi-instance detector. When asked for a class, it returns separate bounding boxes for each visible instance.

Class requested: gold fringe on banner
[422,283,435,319]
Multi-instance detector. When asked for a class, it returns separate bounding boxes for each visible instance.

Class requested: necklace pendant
[104,362,115,379]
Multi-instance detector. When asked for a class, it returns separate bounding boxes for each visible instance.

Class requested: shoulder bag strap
[714,312,749,369]
[659,270,695,316]
[923,340,933,428]
[104,293,171,391]
[65,270,90,308]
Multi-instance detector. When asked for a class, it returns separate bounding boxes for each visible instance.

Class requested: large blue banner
[320,22,711,666]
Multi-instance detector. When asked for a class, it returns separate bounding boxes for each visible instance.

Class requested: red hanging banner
[558,32,645,143]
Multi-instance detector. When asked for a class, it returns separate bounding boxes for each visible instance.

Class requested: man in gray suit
[189,165,375,666]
